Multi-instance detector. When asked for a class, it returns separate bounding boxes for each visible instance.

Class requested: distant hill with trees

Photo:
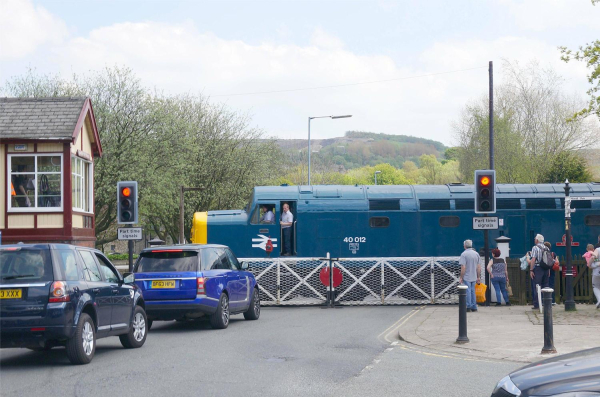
[275,131,447,170]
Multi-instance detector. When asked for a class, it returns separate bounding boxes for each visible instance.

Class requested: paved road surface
[0,307,520,396]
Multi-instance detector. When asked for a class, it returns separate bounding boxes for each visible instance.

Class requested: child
[584,244,596,266]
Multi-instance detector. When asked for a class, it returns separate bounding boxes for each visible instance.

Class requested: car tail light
[49,281,70,303]
[197,277,207,296]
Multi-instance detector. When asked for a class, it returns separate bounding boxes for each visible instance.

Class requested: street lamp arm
[308,114,352,186]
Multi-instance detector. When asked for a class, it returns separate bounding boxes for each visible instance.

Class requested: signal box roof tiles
[0,97,102,156]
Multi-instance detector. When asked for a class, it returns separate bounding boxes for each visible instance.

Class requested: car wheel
[119,306,147,349]
[210,293,230,329]
[66,313,95,365]
[243,288,260,320]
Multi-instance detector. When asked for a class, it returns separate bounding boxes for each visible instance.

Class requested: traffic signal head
[474,170,496,214]
[117,181,138,224]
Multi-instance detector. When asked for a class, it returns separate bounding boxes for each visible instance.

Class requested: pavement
[397,303,600,363]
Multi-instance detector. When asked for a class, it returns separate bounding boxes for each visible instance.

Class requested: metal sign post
[118,227,143,273]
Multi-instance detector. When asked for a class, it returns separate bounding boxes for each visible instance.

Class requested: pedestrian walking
[459,239,481,312]
[527,234,550,310]
[486,248,511,306]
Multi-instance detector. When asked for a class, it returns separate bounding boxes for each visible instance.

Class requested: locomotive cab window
[251,203,276,224]
[370,217,390,228]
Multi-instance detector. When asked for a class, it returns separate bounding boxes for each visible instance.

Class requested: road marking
[396,343,499,363]
[378,306,424,343]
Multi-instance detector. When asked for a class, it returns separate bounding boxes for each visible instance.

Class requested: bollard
[456,285,469,344]
[541,287,557,354]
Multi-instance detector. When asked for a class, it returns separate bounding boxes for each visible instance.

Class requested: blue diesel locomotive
[191,183,600,258]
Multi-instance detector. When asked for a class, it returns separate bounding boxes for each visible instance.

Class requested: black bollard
[541,288,557,354]
[456,285,469,344]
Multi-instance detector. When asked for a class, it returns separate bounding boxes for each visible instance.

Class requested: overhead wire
[211,66,487,97]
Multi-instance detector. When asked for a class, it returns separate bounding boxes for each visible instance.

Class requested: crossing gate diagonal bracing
[241,257,462,306]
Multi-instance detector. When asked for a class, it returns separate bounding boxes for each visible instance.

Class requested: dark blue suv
[0,244,147,364]
[134,244,260,329]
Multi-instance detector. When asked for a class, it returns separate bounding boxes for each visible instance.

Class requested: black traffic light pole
[484,61,494,305]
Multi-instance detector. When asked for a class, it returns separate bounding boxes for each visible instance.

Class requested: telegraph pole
[179,186,203,245]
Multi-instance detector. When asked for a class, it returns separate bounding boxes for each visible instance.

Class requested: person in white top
[588,246,600,309]
[280,203,294,256]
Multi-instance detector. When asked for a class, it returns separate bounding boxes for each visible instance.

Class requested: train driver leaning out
[280,203,294,256]
[259,205,275,224]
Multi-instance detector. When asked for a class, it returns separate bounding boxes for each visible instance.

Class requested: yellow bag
[475,282,487,303]
[507,284,513,297]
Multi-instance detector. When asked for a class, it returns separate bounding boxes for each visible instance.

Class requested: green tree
[559,1,600,120]
[544,151,593,183]
[454,60,599,184]
[2,68,282,245]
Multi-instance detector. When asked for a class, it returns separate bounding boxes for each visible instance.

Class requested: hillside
[275,131,447,169]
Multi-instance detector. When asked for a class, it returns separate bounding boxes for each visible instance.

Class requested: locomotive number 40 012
[343,237,366,243]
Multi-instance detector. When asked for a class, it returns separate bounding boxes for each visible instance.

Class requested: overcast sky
[1,0,598,146]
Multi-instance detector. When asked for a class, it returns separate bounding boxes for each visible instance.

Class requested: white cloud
[500,0,600,31]
[1,14,593,146]
[0,0,67,60]
[310,27,344,50]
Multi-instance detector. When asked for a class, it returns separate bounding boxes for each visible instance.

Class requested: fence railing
[241,257,461,306]
[506,257,594,305]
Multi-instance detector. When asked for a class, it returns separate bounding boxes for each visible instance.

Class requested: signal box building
[0,97,102,247]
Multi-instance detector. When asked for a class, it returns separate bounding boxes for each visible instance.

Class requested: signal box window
[370,217,390,228]
[8,154,62,211]
[251,204,275,224]
[72,156,92,213]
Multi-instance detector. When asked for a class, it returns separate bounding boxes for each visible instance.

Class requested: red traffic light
[121,187,132,197]
[480,176,490,186]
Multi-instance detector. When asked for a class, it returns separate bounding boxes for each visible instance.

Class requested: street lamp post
[374,170,381,185]
[308,114,352,185]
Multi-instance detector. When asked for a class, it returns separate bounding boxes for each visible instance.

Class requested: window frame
[7,153,64,213]
[95,253,121,283]
[78,249,103,282]
[71,155,93,213]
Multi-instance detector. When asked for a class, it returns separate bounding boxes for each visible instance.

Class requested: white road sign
[118,227,143,241]
[473,217,499,230]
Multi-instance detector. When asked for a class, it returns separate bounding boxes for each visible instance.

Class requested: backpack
[539,246,554,271]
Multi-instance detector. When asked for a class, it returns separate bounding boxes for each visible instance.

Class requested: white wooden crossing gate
[240,257,462,306]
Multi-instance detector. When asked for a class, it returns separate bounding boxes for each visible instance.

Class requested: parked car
[491,347,600,396]
[0,244,147,364]
[133,244,260,329]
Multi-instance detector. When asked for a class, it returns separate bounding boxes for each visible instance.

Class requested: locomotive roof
[253,183,600,200]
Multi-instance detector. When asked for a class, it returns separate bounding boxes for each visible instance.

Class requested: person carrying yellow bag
[459,239,482,312]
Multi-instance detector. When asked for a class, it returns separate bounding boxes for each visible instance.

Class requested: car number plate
[151,280,176,289]
[0,289,22,299]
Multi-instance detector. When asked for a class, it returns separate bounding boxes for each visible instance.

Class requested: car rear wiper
[2,274,35,280]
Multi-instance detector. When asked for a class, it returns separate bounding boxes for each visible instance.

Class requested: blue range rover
[133,244,260,329]
[0,244,147,364]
